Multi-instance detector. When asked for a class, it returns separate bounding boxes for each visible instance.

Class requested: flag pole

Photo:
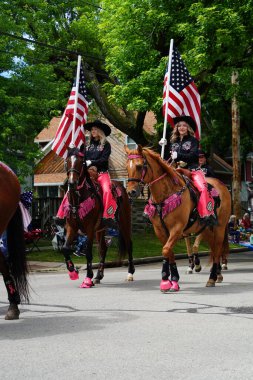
[161,39,174,159]
[71,55,82,147]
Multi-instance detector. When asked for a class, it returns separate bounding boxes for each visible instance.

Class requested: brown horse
[61,146,134,288]
[125,145,231,291]
[0,162,29,319]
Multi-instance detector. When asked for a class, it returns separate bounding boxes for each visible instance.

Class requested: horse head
[65,144,86,211]
[125,144,148,198]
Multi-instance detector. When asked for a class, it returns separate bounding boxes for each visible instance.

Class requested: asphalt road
[1,251,253,380]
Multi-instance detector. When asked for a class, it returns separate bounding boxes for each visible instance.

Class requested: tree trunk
[231,71,241,218]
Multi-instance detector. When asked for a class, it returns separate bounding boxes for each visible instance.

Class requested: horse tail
[221,225,229,264]
[7,205,30,303]
[118,231,133,261]
[117,185,133,261]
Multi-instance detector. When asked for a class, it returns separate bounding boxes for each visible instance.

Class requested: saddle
[176,167,220,229]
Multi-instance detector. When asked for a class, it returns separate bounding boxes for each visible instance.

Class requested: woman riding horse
[159,115,217,227]
[85,119,118,229]
[125,144,230,292]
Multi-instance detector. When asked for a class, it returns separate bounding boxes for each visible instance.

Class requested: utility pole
[231,71,241,217]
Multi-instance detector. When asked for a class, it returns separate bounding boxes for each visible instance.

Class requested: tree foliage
[0,0,253,180]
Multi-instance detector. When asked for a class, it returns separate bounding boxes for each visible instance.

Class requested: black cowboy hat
[198,149,209,158]
[173,115,197,132]
[85,119,111,136]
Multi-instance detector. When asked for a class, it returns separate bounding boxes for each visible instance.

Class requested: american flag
[52,61,89,158]
[163,46,201,140]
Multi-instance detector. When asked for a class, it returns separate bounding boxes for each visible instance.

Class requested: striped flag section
[52,62,89,158]
[163,46,201,140]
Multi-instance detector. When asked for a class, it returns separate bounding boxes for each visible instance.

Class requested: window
[49,186,58,198]
[125,136,137,150]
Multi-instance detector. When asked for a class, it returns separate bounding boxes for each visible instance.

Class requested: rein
[127,153,174,187]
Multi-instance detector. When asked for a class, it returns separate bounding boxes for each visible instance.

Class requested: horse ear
[124,145,130,154]
[137,144,143,154]
[80,144,85,153]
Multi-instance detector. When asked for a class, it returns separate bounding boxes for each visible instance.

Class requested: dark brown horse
[0,162,29,319]
[125,145,231,291]
[61,146,134,288]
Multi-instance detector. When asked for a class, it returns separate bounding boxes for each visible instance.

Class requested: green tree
[1,0,253,180]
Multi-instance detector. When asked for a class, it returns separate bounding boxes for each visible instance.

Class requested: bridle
[127,154,148,185]
[65,151,85,180]
[127,153,168,187]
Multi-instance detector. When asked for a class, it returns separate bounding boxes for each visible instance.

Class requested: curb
[28,247,250,273]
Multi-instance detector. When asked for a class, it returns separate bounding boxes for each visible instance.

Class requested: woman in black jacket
[159,115,216,226]
[85,120,117,227]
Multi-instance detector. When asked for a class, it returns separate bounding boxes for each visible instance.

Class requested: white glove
[159,137,167,146]
[171,151,178,160]
[86,160,91,166]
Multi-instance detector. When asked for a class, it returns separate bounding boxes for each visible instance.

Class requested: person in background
[239,213,253,233]
[228,215,240,244]
[159,115,216,226]
[197,150,216,177]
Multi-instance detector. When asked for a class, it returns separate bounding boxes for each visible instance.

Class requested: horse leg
[62,244,79,280]
[126,239,135,282]
[160,229,181,292]
[79,237,94,288]
[93,231,107,284]
[193,235,202,273]
[0,254,20,320]
[185,237,194,274]
[216,262,223,283]
[206,230,225,287]
[221,230,229,270]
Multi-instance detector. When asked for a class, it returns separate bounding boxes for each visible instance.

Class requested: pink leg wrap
[191,170,214,218]
[68,270,79,280]
[98,172,117,219]
[169,281,180,292]
[79,277,94,288]
[160,279,172,292]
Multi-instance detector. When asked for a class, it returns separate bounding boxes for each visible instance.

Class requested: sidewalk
[28,246,249,273]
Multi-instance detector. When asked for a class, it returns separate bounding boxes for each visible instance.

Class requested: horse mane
[142,147,185,186]
[67,146,80,158]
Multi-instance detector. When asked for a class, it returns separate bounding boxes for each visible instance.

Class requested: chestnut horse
[125,146,231,291]
[61,146,134,288]
[0,162,29,319]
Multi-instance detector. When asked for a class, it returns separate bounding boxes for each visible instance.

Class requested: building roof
[34,117,61,143]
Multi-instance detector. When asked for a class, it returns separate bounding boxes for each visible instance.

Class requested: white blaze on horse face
[129,160,133,169]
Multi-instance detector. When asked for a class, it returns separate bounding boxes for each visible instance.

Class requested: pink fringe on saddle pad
[210,188,219,197]
[143,201,156,219]
[143,193,182,220]
[56,194,95,219]
[78,197,96,219]
[162,193,182,218]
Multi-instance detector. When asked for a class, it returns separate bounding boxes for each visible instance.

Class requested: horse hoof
[195,265,202,273]
[169,281,180,292]
[221,264,228,270]
[186,267,193,274]
[79,277,94,288]
[206,279,215,287]
[160,280,172,292]
[127,273,134,281]
[68,270,79,280]
[216,274,223,283]
[93,278,101,284]
[5,304,20,320]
